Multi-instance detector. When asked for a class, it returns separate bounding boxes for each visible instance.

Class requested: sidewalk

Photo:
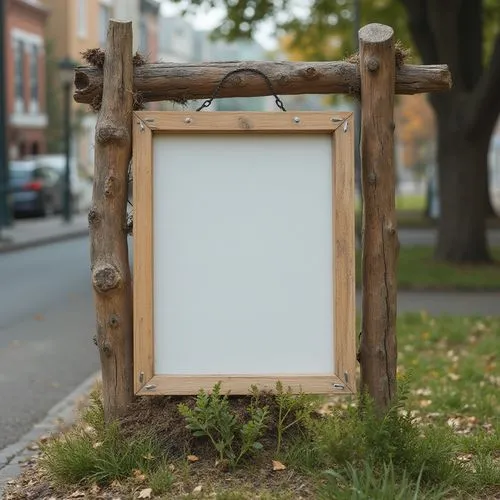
[0,214,88,254]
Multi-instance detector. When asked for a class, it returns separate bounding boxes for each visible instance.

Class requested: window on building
[14,40,25,111]
[78,0,87,38]
[30,45,39,107]
[99,3,112,46]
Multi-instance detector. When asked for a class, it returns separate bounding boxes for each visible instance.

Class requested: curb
[0,230,88,255]
[0,371,101,495]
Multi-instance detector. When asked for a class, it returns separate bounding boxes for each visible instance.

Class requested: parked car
[23,154,93,213]
[9,160,63,217]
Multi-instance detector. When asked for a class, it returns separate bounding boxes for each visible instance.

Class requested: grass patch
[6,314,500,499]
[356,245,500,290]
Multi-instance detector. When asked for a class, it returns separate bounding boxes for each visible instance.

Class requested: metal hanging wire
[196,68,287,112]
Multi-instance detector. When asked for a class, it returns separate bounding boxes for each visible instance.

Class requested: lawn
[356,245,500,290]
[5,314,500,499]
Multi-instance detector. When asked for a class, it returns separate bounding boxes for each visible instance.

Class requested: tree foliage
[395,95,435,178]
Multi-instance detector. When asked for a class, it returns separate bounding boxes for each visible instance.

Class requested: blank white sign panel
[153,133,334,375]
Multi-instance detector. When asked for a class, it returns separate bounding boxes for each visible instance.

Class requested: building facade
[5,0,49,159]
[41,0,160,174]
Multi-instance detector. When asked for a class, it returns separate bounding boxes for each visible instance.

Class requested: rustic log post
[358,23,399,413]
[89,20,134,421]
[74,60,452,106]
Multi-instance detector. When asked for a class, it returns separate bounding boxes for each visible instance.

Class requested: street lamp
[58,56,77,223]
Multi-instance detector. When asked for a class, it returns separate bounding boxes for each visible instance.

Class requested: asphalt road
[0,238,99,450]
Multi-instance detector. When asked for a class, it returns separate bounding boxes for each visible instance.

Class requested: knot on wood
[102,341,112,356]
[96,125,128,145]
[367,172,377,185]
[238,117,252,130]
[104,175,118,197]
[385,224,397,236]
[88,207,101,226]
[304,67,318,79]
[366,57,380,72]
[92,264,121,293]
[108,314,120,328]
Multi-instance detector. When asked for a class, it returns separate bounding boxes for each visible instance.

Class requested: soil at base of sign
[4,393,321,500]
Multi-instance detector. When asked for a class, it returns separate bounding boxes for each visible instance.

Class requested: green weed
[40,391,163,486]
[319,461,451,500]
[178,382,269,468]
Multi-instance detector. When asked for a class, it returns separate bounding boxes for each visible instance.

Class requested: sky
[159,1,279,50]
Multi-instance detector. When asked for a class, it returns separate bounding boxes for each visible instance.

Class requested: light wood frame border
[133,111,355,396]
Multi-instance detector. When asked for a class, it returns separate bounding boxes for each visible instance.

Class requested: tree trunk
[435,118,491,262]
[358,24,399,414]
[89,21,134,422]
[74,60,452,107]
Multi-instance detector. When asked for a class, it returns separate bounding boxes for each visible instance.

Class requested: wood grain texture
[136,375,353,396]
[74,60,452,106]
[132,112,356,396]
[333,116,356,393]
[358,23,399,412]
[90,21,134,421]
[133,118,154,394]
[134,111,350,132]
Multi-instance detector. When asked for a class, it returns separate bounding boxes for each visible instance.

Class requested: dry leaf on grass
[138,487,152,498]
[187,454,199,463]
[133,469,146,482]
[272,460,286,471]
[192,485,203,495]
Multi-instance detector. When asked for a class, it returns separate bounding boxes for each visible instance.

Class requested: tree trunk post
[74,61,452,107]
[358,23,399,413]
[89,20,134,422]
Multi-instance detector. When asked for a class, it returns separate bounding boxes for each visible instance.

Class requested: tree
[171,0,500,263]
[395,94,436,179]
[403,1,500,263]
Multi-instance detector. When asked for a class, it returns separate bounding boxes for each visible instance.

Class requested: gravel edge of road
[0,371,101,495]
[0,230,89,255]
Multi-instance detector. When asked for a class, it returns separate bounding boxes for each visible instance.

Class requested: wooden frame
[133,111,355,396]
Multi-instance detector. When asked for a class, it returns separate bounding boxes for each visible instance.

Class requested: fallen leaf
[92,441,103,449]
[187,454,199,463]
[419,399,432,408]
[272,460,286,471]
[192,485,203,495]
[70,491,85,498]
[456,453,473,463]
[448,373,460,381]
[138,488,152,498]
[133,469,146,482]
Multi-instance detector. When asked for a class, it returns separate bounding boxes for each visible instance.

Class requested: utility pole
[0,0,11,235]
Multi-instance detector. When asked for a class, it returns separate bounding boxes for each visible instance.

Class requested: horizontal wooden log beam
[74,60,452,107]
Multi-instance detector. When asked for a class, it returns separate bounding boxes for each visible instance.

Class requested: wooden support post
[90,20,134,421]
[358,24,399,413]
[74,60,452,106]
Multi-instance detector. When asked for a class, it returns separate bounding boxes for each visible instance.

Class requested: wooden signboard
[133,111,356,396]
